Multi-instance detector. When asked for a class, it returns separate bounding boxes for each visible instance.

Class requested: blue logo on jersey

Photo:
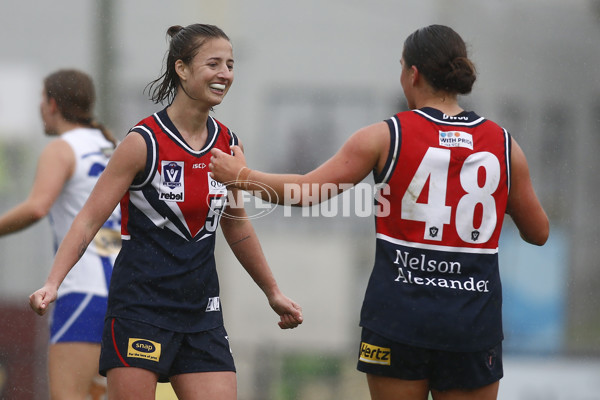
[88,162,106,177]
[163,162,182,189]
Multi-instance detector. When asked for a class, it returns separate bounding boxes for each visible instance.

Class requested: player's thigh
[366,374,429,400]
[431,381,499,400]
[48,342,101,399]
[170,371,237,400]
[107,366,159,400]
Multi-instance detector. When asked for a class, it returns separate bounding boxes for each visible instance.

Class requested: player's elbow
[521,219,550,246]
[28,202,51,222]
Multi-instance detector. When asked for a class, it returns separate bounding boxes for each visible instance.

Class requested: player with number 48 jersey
[208,24,548,398]
[362,107,510,352]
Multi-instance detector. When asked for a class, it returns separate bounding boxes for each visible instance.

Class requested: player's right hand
[209,145,247,184]
[29,286,57,316]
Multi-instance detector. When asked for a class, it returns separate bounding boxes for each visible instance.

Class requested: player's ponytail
[90,120,118,148]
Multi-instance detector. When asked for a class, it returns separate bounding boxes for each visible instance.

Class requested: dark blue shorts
[50,292,107,344]
[99,317,236,382]
[356,328,503,391]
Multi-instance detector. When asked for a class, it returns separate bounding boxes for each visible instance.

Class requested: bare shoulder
[37,138,76,178]
[346,121,390,174]
[101,131,148,179]
[344,121,389,154]
[41,137,74,161]
[353,121,389,139]
[113,131,147,161]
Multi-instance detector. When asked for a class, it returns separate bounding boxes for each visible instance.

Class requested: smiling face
[176,37,234,107]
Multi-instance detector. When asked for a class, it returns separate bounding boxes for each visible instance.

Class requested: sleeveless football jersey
[107,108,238,333]
[49,128,120,297]
[360,107,511,351]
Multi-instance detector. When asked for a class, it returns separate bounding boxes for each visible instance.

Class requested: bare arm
[29,132,147,315]
[220,187,303,329]
[506,138,549,245]
[210,121,389,205]
[0,139,74,235]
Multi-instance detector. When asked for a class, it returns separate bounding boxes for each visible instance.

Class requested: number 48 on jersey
[401,147,501,244]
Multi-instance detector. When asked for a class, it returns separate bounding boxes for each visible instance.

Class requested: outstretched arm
[506,138,549,245]
[220,190,303,329]
[29,132,147,315]
[210,121,389,205]
[0,139,74,236]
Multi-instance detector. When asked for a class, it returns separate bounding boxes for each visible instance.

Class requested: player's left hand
[278,311,303,330]
[268,292,303,329]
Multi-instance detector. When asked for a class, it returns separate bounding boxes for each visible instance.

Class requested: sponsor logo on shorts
[359,342,391,365]
[127,338,161,362]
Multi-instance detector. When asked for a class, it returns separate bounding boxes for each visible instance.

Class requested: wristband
[235,167,252,190]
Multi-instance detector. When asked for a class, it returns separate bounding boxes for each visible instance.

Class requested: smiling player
[29,23,302,400]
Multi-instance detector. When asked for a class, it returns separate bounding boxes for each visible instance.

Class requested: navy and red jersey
[106,107,238,333]
[360,107,511,351]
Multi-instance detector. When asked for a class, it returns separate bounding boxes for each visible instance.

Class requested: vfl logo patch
[206,297,221,312]
[359,342,391,365]
[160,161,185,202]
[163,161,183,189]
[127,338,161,362]
[439,130,473,150]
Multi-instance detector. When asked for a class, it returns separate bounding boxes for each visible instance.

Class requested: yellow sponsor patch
[359,342,391,365]
[127,338,161,362]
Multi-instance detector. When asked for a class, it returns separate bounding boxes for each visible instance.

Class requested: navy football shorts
[99,317,236,382]
[356,327,503,391]
[50,292,107,344]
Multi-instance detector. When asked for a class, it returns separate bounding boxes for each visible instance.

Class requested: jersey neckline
[153,107,220,157]
[415,107,485,127]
